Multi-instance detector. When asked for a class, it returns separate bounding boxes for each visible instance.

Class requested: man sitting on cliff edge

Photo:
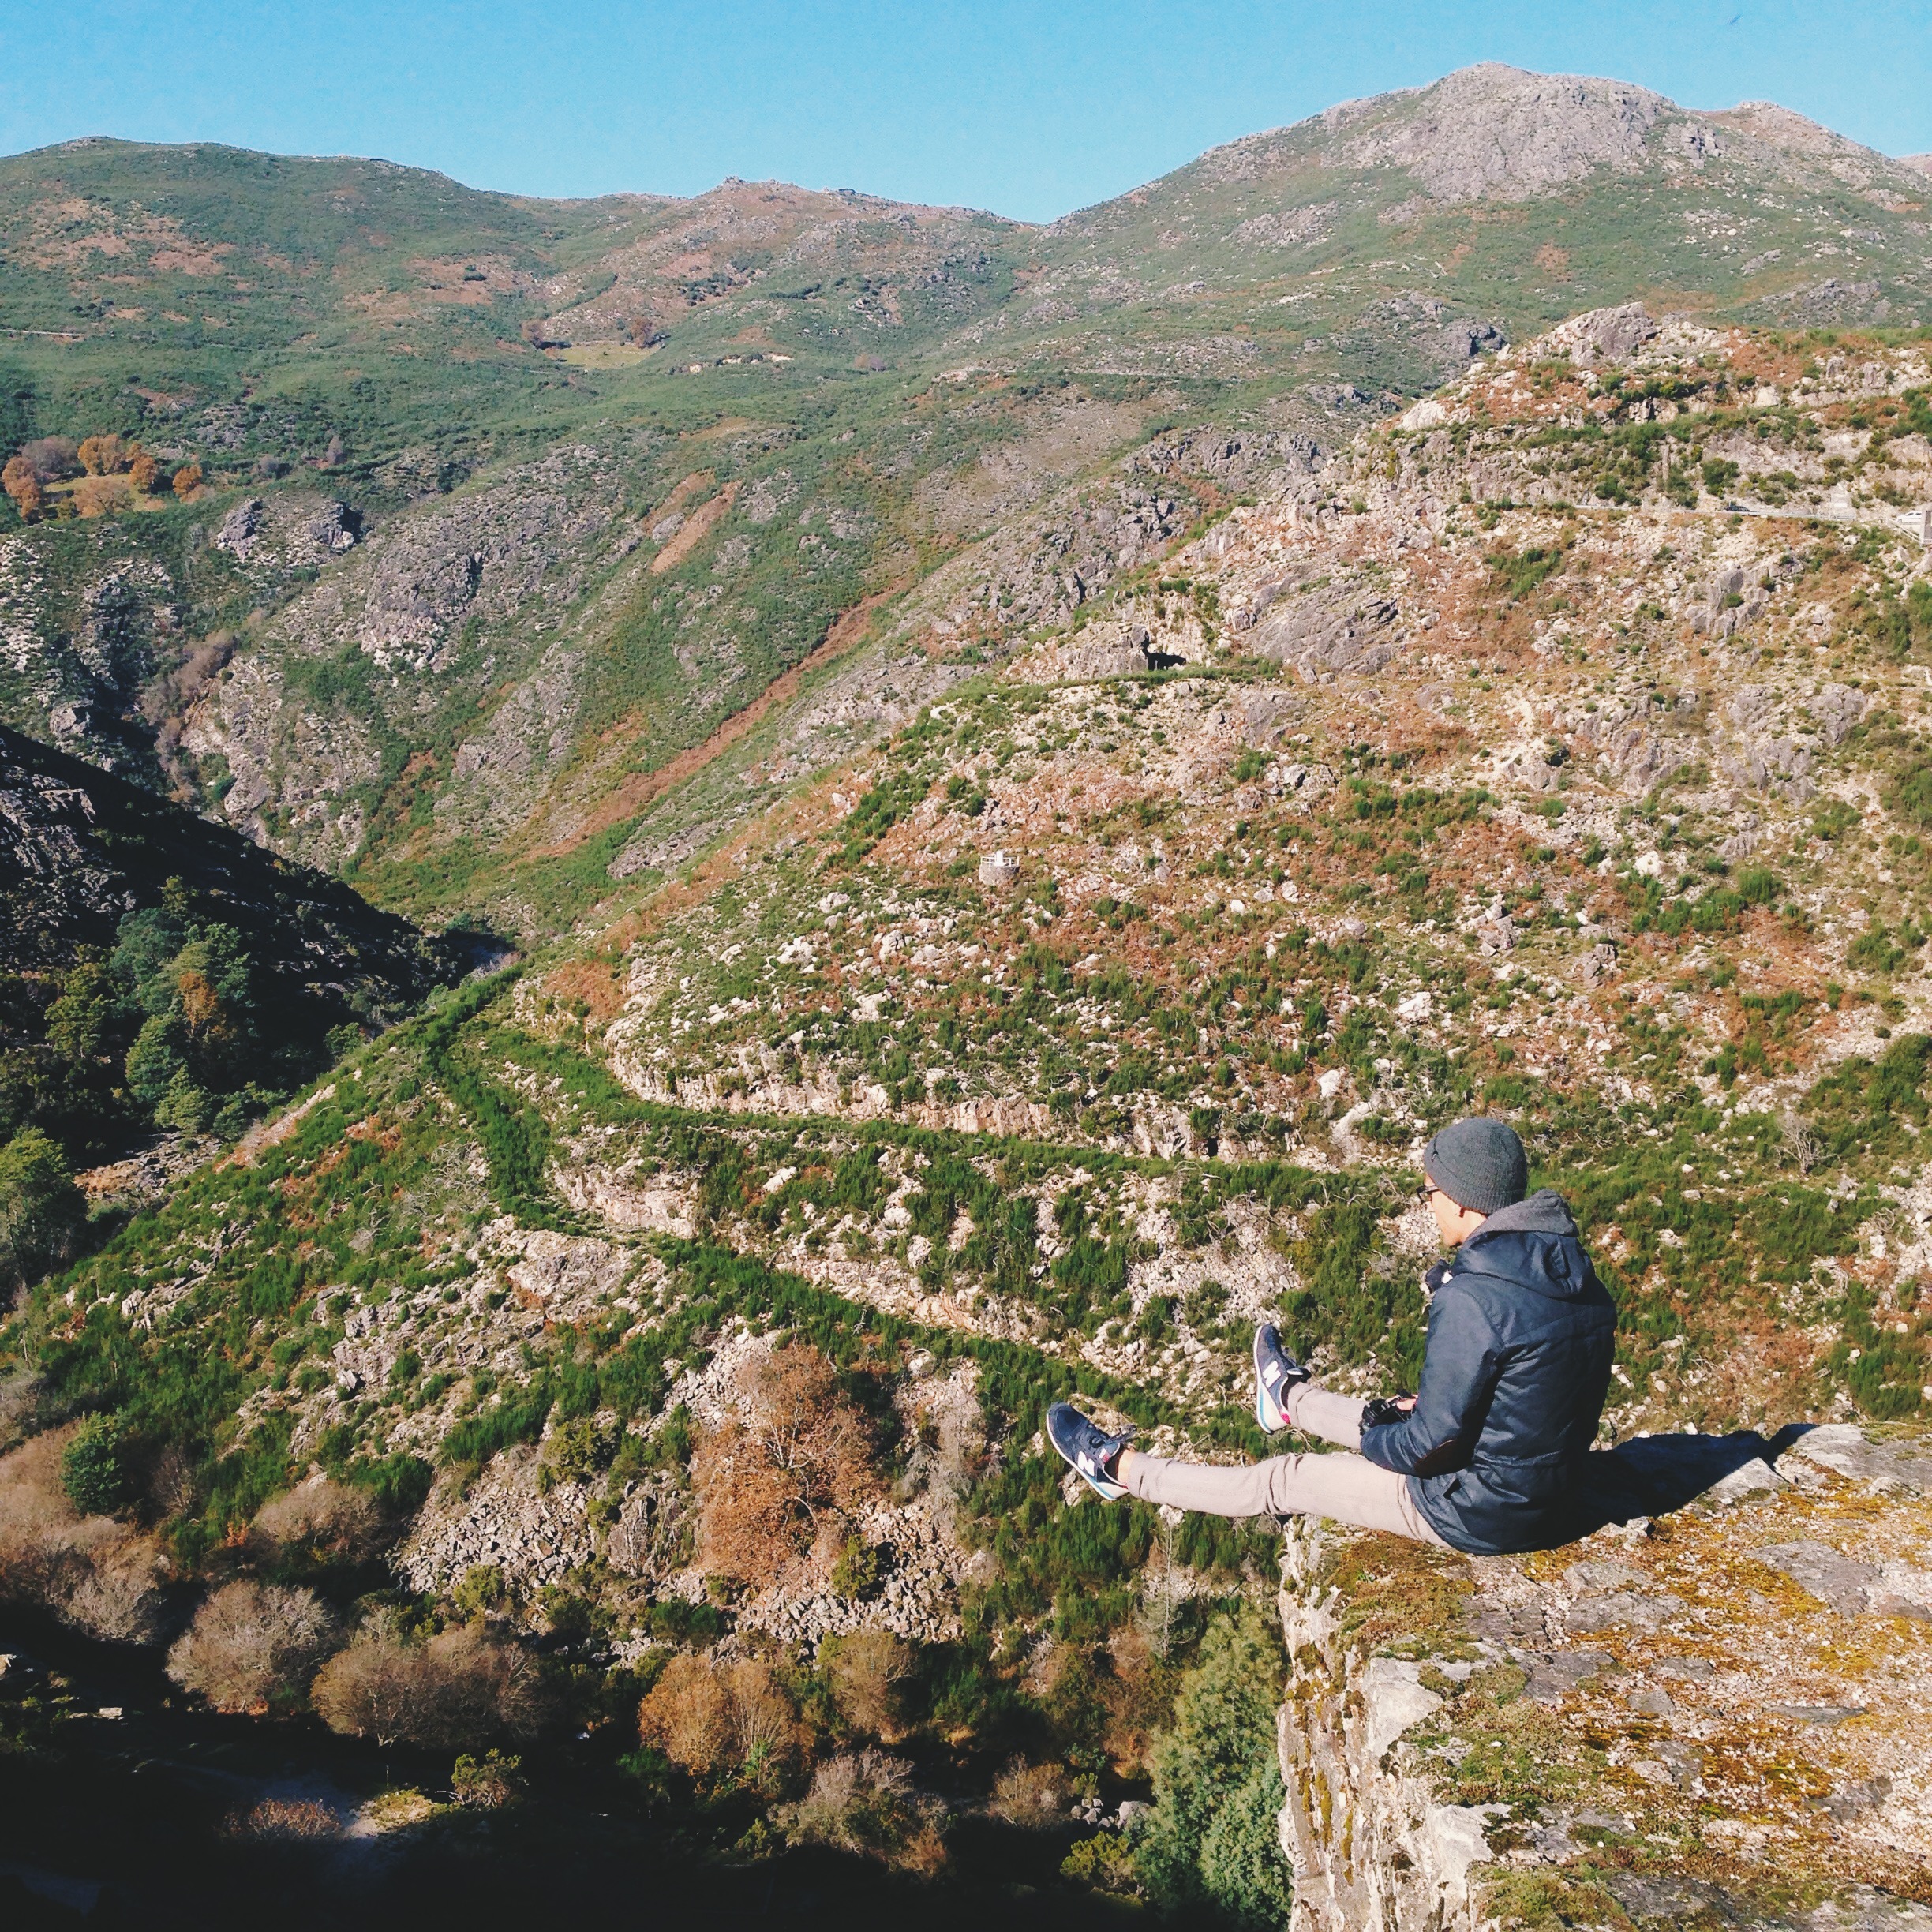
[1048,1117,1616,1556]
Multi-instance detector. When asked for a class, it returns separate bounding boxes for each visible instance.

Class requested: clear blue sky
[3,1,1930,223]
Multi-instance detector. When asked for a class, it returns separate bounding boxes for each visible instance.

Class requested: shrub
[831,1533,882,1597]
[61,1414,125,1515]
[167,1581,342,1713]
[988,1755,1073,1827]
[779,1749,945,1873]
[249,1477,383,1569]
[223,1798,341,1841]
[452,1749,524,1808]
[544,1415,614,1485]
[1062,1830,1141,1895]
[821,1629,915,1740]
[312,1621,546,1748]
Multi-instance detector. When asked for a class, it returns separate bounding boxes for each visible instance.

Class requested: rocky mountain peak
[1346,61,1670,202]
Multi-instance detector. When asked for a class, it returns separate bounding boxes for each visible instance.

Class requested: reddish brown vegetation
[692,1342,882,1589]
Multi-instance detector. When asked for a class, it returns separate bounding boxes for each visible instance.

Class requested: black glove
[1360,1395,1414,1432]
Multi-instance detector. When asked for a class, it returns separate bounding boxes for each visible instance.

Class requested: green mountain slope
[2,66,1932,1907]
[0,63,1926,948]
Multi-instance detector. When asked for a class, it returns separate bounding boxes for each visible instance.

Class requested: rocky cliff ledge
[1278,1426,1932,1932]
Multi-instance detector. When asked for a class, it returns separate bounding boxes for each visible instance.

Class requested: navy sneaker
[1253,1323,1311,1433]
[1046,1402,1133,1501]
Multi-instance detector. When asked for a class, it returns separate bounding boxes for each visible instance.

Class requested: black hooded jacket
[1357,1190,1616,1555]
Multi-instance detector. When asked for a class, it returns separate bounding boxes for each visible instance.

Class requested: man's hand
[1360,1394,1417,1429]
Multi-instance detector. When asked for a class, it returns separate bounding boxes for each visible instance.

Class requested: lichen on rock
[1277,1425,1932,1930]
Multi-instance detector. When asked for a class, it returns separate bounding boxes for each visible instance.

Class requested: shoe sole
[1069,1465,1126,1502]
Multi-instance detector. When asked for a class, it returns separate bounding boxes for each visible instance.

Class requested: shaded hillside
[0,719,466,980]
[1,721,471,1160]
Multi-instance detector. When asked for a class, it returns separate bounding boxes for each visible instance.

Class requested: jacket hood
[1455,1189,1593,1297]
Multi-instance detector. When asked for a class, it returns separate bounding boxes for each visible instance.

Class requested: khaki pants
[1116,1381,1447,1544]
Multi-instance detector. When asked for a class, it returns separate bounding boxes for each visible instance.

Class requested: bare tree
[694,1342,881,1589]
[62,1530,167,1643]
[724,1657,799,1786]
[167,1582,342,1713]
[16,437,79,483]
[822,1630,915,1740]
[1779,1110,1823,1174]
[311,1628,422,1748]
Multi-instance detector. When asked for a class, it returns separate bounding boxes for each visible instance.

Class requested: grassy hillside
[3,66,1930,945]
[4,309,1930,1911]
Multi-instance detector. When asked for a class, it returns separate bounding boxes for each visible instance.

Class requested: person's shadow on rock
[1563,1423,1825,1539]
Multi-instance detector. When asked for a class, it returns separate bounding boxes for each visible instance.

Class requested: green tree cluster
[1133,1602,1293,1927]
[1,902,296,1174]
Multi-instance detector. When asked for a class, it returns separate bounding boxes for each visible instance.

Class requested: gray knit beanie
[1423,1116,1527,1215]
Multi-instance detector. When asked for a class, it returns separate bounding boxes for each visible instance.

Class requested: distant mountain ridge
[0,62,1928,940]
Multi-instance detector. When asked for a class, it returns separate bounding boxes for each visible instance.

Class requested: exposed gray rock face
[1346,64,1667,203]
[1278,1426,1932,1932]
[1248,580,1402,678]
[183,444,637,867]
[1784,1423,1932,1494]
[213,491,359,567]
[1777,278,1889,324]
[183,654,384,870]
[394,1446,597,1597]
[602,1475,688,1581]
[1543,301,1661,365]
[279,444,617,676]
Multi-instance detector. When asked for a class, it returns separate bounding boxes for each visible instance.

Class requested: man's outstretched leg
[1046,1324,1446,1545]
[1112,1440,1445,1543]
[1253,1321,1369,1448]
